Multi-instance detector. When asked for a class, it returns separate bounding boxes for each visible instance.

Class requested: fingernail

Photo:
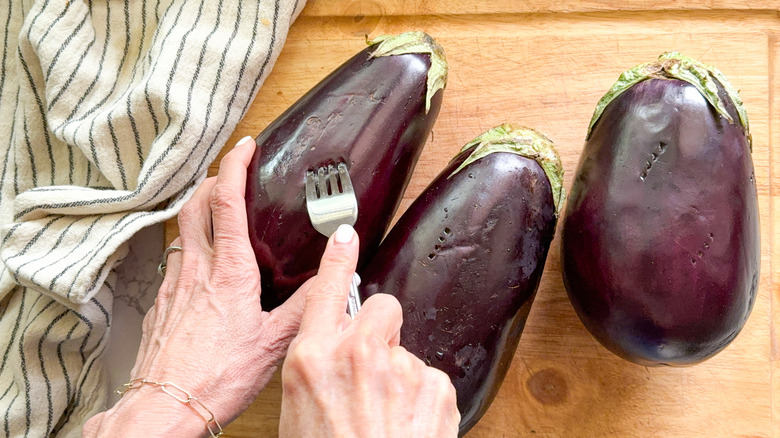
[235,136,253,148]
[333,224,355,244]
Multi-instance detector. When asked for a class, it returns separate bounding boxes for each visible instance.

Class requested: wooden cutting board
[165,1,779,436]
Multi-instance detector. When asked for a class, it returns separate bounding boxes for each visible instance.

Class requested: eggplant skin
[561,77,759,366]
[245,36,444,310]
[362,142,558,435]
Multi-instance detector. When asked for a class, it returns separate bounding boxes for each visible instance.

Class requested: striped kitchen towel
[0,0,304,436]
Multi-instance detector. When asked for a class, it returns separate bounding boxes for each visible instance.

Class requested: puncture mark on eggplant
[691,234,713,265]
[640,141,667,181]
[427,228,454,261]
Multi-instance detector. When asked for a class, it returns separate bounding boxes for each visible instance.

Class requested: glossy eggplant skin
[245,42,443,310]
[561,78,759,366]
[361,147,557,435]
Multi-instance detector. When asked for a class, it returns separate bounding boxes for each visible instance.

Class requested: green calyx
[449,124,566,215]
[587,52,751,150]
[368,31,448,114]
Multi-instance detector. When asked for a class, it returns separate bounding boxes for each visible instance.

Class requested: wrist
[84,384,212,438]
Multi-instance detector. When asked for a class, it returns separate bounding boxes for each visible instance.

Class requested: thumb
[299,224,359,335]
[264,276,312,343]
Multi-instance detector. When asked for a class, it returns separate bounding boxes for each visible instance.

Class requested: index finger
[210,136,257,266]
[299,224,360,335]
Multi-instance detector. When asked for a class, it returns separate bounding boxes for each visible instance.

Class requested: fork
[305,162,362,318]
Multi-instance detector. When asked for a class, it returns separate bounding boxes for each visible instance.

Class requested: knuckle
[426,367,455,392]
[306,280,346,305]
[177,200,204,230]
[367,293,403,321]
[344,328,388,374]
[208,183,240,213]
[284,340,324,382]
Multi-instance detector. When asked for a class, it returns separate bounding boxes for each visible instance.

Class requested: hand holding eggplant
[84,137,309,436]
[280,225,460,438]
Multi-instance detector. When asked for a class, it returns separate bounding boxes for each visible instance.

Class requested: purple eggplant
[561,53,759,366]
[361,125,564,435]
[245,32,447,309]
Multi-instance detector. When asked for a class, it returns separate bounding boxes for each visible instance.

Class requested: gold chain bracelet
[115,378,224,437]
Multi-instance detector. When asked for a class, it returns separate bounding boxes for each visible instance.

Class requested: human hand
[279,224,460,438]
[84,136,308,437]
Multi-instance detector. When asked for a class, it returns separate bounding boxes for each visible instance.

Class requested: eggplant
[361,125,564,435]
[561,52,759,366]
[245,32,447,309]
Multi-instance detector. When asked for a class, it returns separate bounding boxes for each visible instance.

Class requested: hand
[84,136,308,437]
[279,224,460,438]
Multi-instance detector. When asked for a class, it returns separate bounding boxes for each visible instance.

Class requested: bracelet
[115,378,224,437]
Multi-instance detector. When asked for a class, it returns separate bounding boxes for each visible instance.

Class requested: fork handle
[347,273,362,318]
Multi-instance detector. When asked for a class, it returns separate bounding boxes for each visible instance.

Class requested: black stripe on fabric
[240,0,280,115]
[68,211,140,296]
[14,217,83,282]
[101,0,132,190]
[4,388,19,438]
[57,339,106,430]
[106,112,127,189]
[84,160,92,185]
[28,185,114,192]
[16,295,56,438]
[22,115,37,187]
[39,309,70,434]
[36,0,72,67]
[17,49,55,186]
[20,298,58,438]
[90,297,109,326]
[43,216,103,290]
[3,215,62,264]
[0,288,24,375]
[52,0,131,141]
[0,89,21,212]
[47,21,95,111]
[126,0,147,168]
[72,339,106,411]
[62,213,133,298]
[38,0,80,81]
[0,298,7,322]
[58,321,80,403]
[128,88,143,167]
[0,0,14,105]
[191,0,274,183]
[68,145,74,184]
[60,0,112,125]
[78,326,89,364]
[162,0,206,125]
[2,223,24,247]
[13,118,18,196]
[144,0,191,134]
[0,380,13,402]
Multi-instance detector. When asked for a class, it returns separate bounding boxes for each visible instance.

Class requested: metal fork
[305,162,362,318]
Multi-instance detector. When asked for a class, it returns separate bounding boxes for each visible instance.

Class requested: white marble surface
[104,223,163,406]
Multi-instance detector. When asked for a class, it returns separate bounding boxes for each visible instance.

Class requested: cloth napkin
[0,0,304,435]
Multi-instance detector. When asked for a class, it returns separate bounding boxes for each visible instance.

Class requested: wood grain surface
[165,2,778,436]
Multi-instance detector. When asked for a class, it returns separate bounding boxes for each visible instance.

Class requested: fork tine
[305,170,317,200]
[337,162,354,195]
[317,167,327,197]
[327,164,339,194]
